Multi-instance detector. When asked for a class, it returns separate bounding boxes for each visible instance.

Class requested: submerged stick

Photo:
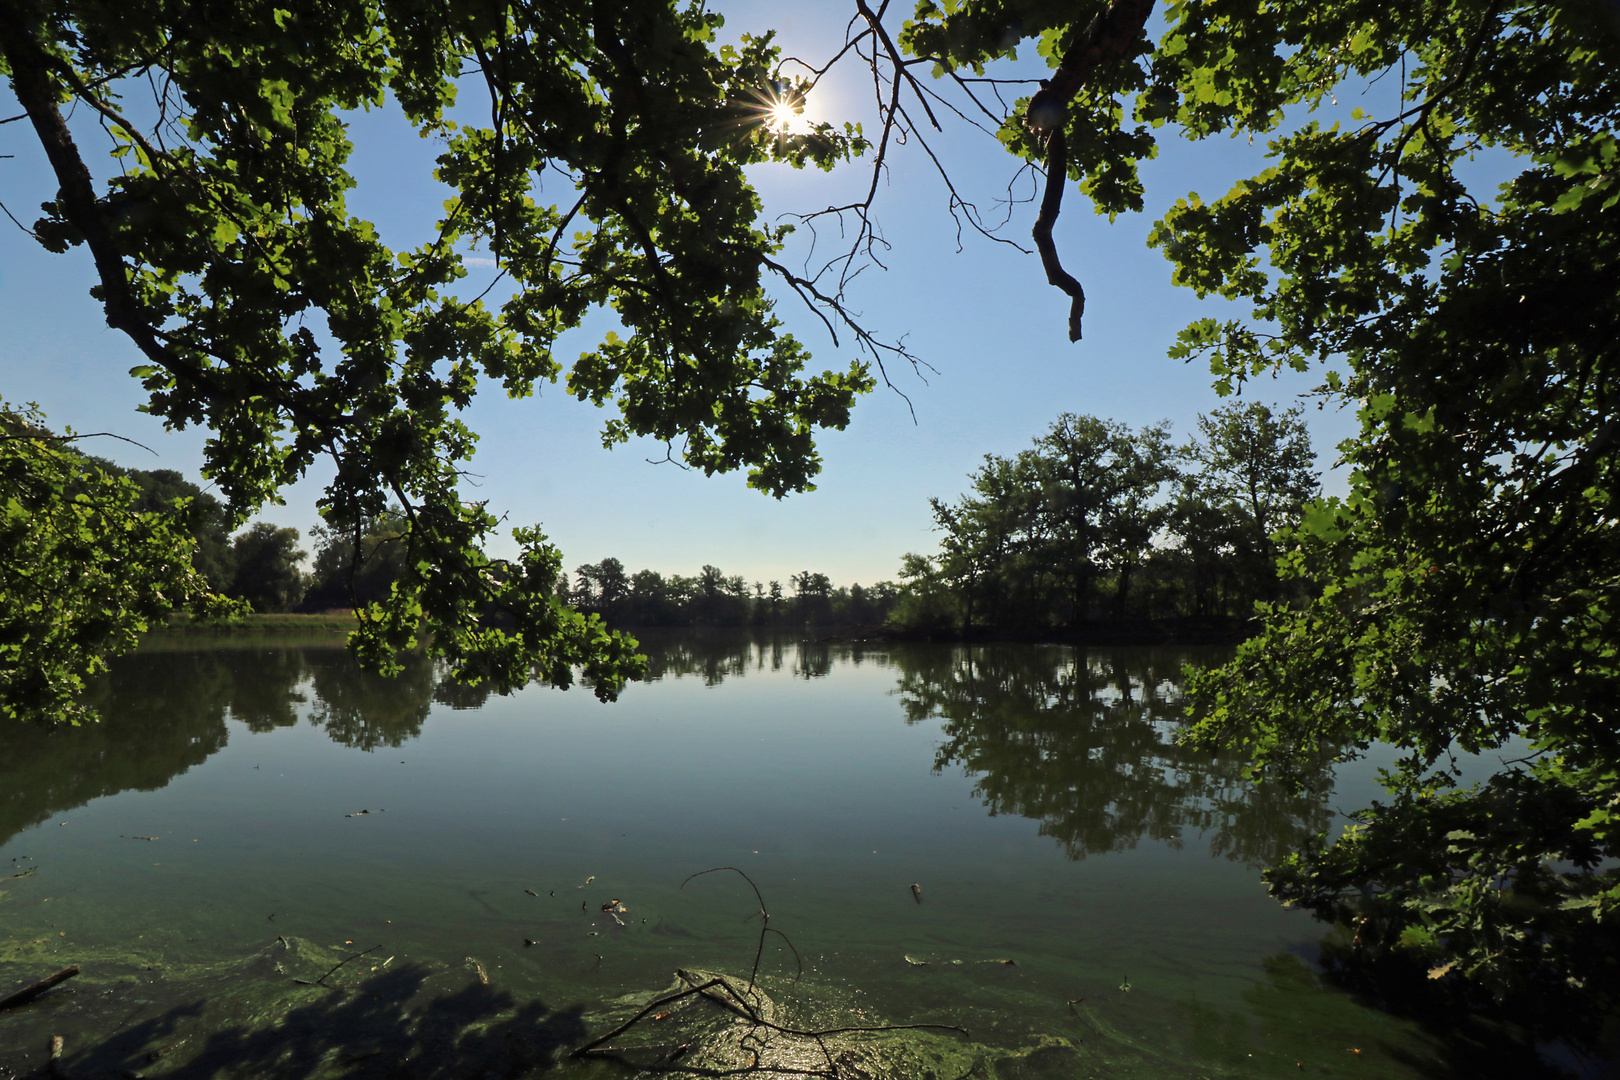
[293,945,381,987]
[0,966,79,1013]
[573,869,969,1070]
[572,979,724,1056]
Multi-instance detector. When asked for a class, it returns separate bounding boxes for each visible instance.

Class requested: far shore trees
[228,523,308,614]
[895,403,1317,632]
[565,558,894,629]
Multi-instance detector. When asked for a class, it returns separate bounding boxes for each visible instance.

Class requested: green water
[0,635,1569,1077]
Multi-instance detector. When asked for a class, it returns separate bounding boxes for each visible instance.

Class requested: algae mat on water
[1,936,1258,1079]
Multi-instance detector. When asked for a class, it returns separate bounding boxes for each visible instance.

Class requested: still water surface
[0,634,1546,1077]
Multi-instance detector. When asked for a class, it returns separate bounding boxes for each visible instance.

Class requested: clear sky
[0,2,1358,589]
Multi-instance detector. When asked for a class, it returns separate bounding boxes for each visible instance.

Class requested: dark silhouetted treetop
[229,522,308,614]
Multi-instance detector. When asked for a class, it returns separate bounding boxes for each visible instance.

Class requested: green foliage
[0,0,882,710]
[1166,402,1318,615]
[886,553,962,633]
[903,0,1620,1027]
[229,522,307,613]
[1156,0,1620,1026]
[301,508,410,613]
[0,402,238,724]
[90,459,236,591]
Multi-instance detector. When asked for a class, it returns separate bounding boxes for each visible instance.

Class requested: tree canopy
[4,0,1618,1030]
[902,404,1315,630]
[0,0,880,703]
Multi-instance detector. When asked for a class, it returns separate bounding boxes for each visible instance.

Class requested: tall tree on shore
[925,415,1177,629]
[1037,415,1177,620]
[1170,403,1317,613]
[229,523,308,614]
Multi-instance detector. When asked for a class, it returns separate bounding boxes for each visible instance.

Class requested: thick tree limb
[0,7,160,360]
[1033,130,1084,342]
[1024,0,1156,137]
[1022,0,1155,340]
[0,3,341,450]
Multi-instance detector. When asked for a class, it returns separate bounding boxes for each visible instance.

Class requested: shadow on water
[6,957,585,1079]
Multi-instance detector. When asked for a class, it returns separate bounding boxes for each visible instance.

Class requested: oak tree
[0,0,882,708]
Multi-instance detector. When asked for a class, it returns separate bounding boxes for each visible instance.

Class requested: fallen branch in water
[681,865,802,991]
[0,966,80,1013]
[293,944,381,987]
[572,867,969,1073]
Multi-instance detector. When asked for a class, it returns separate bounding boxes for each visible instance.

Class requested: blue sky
[0,3,1360,589]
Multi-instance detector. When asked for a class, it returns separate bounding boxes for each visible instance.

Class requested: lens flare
[769,101,799,130]
[762,88,813,135]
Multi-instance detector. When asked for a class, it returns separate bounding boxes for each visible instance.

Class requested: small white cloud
[463,256,498,268]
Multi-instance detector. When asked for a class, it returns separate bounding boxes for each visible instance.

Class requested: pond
[0,633,1578,1078]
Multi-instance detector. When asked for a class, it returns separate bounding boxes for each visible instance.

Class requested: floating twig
[0,966,80,1013]
[293,944,381,987]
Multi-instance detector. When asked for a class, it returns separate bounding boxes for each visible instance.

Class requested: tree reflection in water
[0,643,480,849]
[890,644,1334,867]
[2,637,1332,871]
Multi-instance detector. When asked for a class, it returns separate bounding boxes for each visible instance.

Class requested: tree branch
[1032,131,1084,341]
[1020,0,1156,341]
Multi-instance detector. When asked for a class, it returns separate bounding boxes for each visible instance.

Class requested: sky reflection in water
[0,634,1554,1078]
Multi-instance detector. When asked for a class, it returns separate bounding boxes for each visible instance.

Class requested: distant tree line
[888,402,1319,633]
[98,399,1315,634]
[92,459,896,629]
[563,560,897,629]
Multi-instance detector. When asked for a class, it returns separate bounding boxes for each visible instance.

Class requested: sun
[763,89,814,135]
[769,101,799,130]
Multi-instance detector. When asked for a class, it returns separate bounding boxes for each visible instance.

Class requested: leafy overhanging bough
[0,0,894,712]
[880,0,1620,1040]
[0,401,243,724]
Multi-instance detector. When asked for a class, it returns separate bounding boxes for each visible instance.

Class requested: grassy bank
[140,611,359,650]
